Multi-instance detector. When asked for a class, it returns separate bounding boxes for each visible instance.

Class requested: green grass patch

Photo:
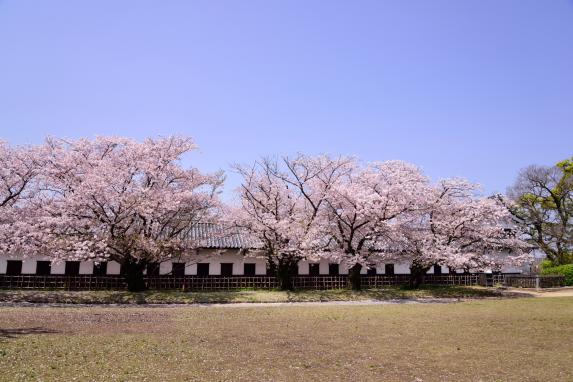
[0,286,500,305]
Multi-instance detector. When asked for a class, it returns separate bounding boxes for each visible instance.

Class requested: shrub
[541,264,573,286]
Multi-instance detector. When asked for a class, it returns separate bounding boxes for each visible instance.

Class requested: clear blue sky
[1,1,572,199]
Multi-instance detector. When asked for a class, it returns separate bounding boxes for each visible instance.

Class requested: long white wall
[0,250,531,276]
[0,249,268,276]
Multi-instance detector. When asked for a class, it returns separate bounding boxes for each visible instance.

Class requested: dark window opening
[172,263,185,276]
[147,263,160,276]
[367,266,377,275]
[197,263,210,277]
[65,261,80,276]
[433,264,442,275]
[328,263,339,275]
[244,263,256,276]
[6,260,22,276]
[221,263,233,276]
[384,264,395,276]
[36,261,51,275]
[93,262,108,276]
[309,263,320,276]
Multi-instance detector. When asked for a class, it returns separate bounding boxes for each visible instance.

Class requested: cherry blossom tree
[20,136,223,291]
[3,136,532,291]
[392,179,532,287]
[231,155,353,289]
[0,141,44,254]
[307,160,429,289]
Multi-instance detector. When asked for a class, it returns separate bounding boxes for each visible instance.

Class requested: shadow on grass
[0,327,61,341]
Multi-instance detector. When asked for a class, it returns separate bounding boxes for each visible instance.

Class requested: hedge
[541,263,573,286]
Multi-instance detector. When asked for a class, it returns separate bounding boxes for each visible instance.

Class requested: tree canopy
[508,157,573,265]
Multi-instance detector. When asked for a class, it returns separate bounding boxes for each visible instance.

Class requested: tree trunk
[122,260,147,292]
[277,263,293,290]
[275,256,299,291]
[349,264,362,290]
[409,262,429,289]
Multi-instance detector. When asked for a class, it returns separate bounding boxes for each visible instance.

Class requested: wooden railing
[146,276,279,290]
[0,275,127,290]
[0,273,565,291]
[423,274,480,286]
[292,276,350,289]
[503,275,565,289]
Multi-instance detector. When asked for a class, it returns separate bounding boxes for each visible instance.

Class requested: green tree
[508,157,573,265]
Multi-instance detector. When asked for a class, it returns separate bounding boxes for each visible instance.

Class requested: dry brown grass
[0,297,572,381]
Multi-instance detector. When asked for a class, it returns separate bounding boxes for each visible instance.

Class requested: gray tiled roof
[188,223,262,249]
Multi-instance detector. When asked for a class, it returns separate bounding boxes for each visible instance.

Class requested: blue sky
[1,0,572,199]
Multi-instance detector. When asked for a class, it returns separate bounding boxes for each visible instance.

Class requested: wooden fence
[423,274,481,286]
[0,274,565,291]
[0,275,127,290]
[146,276,279,290]
[292,276,349,289]
[503,275,565,289]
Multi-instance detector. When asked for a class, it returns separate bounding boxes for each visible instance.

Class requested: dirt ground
[503,286,573,298]
[0,296,572,381]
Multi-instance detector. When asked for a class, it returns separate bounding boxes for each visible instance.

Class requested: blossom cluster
[0,136,223,265]
[0,137,530,273]
[231,155,531,272]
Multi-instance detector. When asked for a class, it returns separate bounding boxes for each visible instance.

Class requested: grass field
[0,286,500,304]
[0,297,572,381]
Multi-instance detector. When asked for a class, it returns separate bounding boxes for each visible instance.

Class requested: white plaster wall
[233,260,245,276]
[180,250,268,275]
[501,265,527,274]
[79,262,93,275]
[22,258,38,274]
[0,255,42,274]
[50,261,65,275]
[319,260,329,275]
[241,251,267,275]
[395,263,411,274]
[185,263,197,275]
[1,253,531,276]
[210,262,222,275]
[254,259,266,275]
[107,261,121,275]
[159,262,172,275]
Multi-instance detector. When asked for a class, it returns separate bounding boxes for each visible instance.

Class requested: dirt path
[503,286,573,298]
